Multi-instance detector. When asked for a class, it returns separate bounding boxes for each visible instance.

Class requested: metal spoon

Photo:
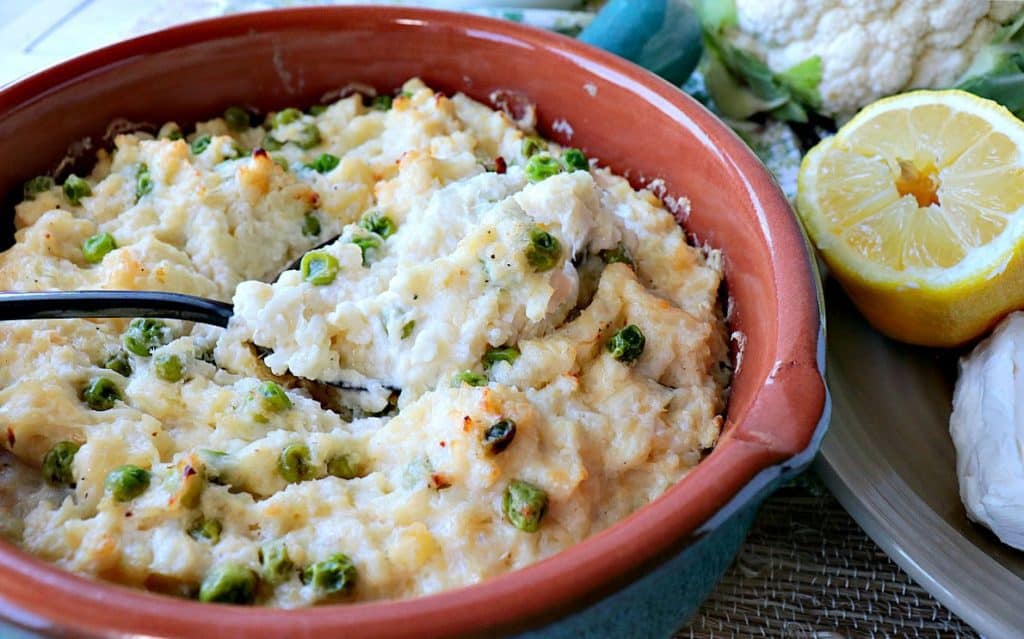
[0,282,397,414]
[0,235,338,327]
[0,290,235,326]
[0,237,406,411]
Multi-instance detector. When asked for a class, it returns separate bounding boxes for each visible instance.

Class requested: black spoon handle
[0,291,235,327]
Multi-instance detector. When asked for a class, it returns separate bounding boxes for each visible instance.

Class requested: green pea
[307,153,340,174]
[199,563,257,605]
[271,108,302,128]
[483,419,516,455]
[371,95,393,111]
[503,479,548,532]
[350,235,381,266]
[295,123,322,150]
[599,243,634,268]
[82,232,117,264]
[159,123,183,140]
[299,250,339,285]
[326,453,359,480]
[42,441,81,486]
[259,540,293,584]
[257,381,292,412]
[103,350,132,377]
[190,134,212,155]
[524,154,562,183]
[561,148,589,171]
[81,377,121,411]
[401,320,415,340]
[23,176,54,201]
[521,136,546,158]
[123,318,172,357]
[262,135,284,152]
[135,163,153,201]
[223,106,250,131]
[358,211,396,239]
[189,517,222,544]
[154,353,184,382]
[453,371,487,387]
[524,227,561,272]
[278,443,314,483]
[62,175,92,205]
[105,464,150,502]
[308,105,328,116]
[302,213,322,237]
[606,324,645,363]
[302,553,357,596]
[483,346,519,368]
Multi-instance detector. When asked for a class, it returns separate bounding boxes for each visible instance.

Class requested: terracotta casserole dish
[0,7,828,638]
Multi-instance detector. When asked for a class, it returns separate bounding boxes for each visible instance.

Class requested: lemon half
[797,90,1024,347]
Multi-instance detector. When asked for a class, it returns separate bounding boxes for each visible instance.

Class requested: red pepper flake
[5,428,14,447]
[489,90,534,122]
[124,511,132,518]
[494,156,507,174]
[462,416,472,432]
[439,441,446,448]
[430,473,452,490]
[252,148,268,159]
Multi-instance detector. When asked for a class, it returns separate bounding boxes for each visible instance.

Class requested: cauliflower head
[727,0,1024,115]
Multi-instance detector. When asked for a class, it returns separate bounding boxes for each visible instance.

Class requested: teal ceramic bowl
[0,7,829,638]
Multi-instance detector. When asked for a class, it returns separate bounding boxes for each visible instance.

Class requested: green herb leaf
[776,55,823,110]
[701,30,821,123]
[696,0,737,33]
[957,52,1024,119]
[700,45,787,120]
[401,320,415,339]
[769,100,810,124]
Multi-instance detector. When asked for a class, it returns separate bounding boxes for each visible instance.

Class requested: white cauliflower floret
[950,311,1024,550]
[729,0,1023,115]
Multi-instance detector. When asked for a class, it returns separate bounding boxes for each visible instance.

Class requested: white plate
[815,280,1024,639]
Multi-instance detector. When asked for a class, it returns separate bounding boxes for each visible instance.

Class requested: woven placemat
[679,474,978,638]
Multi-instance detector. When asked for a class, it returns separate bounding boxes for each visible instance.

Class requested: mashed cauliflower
[0,79,728,606]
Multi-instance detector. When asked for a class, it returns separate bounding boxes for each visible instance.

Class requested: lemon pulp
[797,90,1024,346]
